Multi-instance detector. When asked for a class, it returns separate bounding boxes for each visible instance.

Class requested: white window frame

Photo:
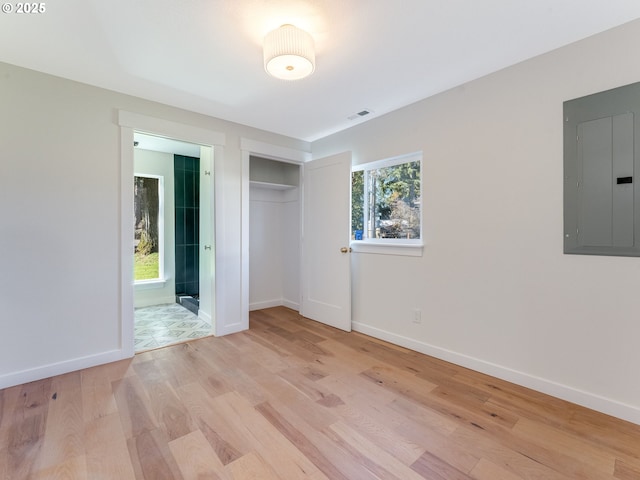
[351,152,423,257]
[133,173,166,285]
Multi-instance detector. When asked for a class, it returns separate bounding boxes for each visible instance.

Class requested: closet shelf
[249,180,297,190]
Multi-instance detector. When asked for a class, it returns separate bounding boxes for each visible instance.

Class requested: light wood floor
[1,307,639,479]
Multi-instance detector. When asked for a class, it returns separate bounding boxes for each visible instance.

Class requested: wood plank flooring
[1,306,639,479]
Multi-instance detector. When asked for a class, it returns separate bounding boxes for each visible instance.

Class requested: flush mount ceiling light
[264,24,315,81]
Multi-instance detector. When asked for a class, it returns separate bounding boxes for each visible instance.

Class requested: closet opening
[249,155,301,312]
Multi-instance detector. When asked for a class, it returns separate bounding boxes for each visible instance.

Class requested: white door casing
[119,111,226,354]
[301,152,352,331]
[198,145,214,325]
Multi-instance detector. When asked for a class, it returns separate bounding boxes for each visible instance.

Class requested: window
[134,174,164,282]
[351,152,422,255]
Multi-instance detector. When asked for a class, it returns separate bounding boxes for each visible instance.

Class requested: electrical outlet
[412,309,422,324]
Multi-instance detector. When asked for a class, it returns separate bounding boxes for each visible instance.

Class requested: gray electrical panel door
[564,82,640,256]
[577,113,634,247]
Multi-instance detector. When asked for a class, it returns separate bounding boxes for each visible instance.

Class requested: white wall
[281,187,301,309]
[134,149,176,307]
[0,61,309,388]
[249,185,300,310]
[312,19,640,424]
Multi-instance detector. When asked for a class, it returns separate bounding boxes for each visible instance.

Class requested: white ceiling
[2,1,640,142]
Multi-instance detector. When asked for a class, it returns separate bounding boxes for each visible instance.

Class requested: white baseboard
[352,321,640,426]
[198,309,212,325]
[282,299,300,311]
[0,349,132,390]
[249,298,300,312]
[134,295,176,308]
[249,299,283,311]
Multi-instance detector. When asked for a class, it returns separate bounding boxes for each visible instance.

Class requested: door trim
[119,111,226,356]
[240,138,311,327]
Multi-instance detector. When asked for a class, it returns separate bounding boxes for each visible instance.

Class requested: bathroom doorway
[132,132,214,352]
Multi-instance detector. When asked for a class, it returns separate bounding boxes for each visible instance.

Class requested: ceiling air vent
[348,109,374,120]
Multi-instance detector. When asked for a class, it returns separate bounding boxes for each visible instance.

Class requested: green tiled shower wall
[174,155,199,296]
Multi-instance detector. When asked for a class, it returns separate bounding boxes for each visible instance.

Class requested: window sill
[350,241,423,257]
[134,279,167,290]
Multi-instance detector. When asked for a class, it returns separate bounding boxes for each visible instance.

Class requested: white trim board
[352,321,640,426]
[250,299,285,311]
[0,349,127,390]
[241,138,308,337]
[240,138,311,164]
[135,295,176,308]
[119,110,228,347]
[119,111,226,147]
[249,299,300,312]
[198,310,212,326]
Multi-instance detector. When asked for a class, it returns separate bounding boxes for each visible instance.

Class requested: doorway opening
[132,132,214,352]
[248,155,302,312]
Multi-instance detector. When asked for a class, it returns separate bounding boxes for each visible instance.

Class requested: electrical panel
[564,82,640,256]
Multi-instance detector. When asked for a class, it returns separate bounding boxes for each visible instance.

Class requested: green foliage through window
[134,174,163,281]
[352,170,364,233]
[352,154,421,241]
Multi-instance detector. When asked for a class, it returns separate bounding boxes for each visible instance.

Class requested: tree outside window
[352,153,421,241]
[134,175,163,281]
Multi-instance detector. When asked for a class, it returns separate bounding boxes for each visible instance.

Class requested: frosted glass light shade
[264,24,315,80]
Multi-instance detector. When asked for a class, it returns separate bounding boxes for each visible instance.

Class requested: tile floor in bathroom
[134,303,212,352]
